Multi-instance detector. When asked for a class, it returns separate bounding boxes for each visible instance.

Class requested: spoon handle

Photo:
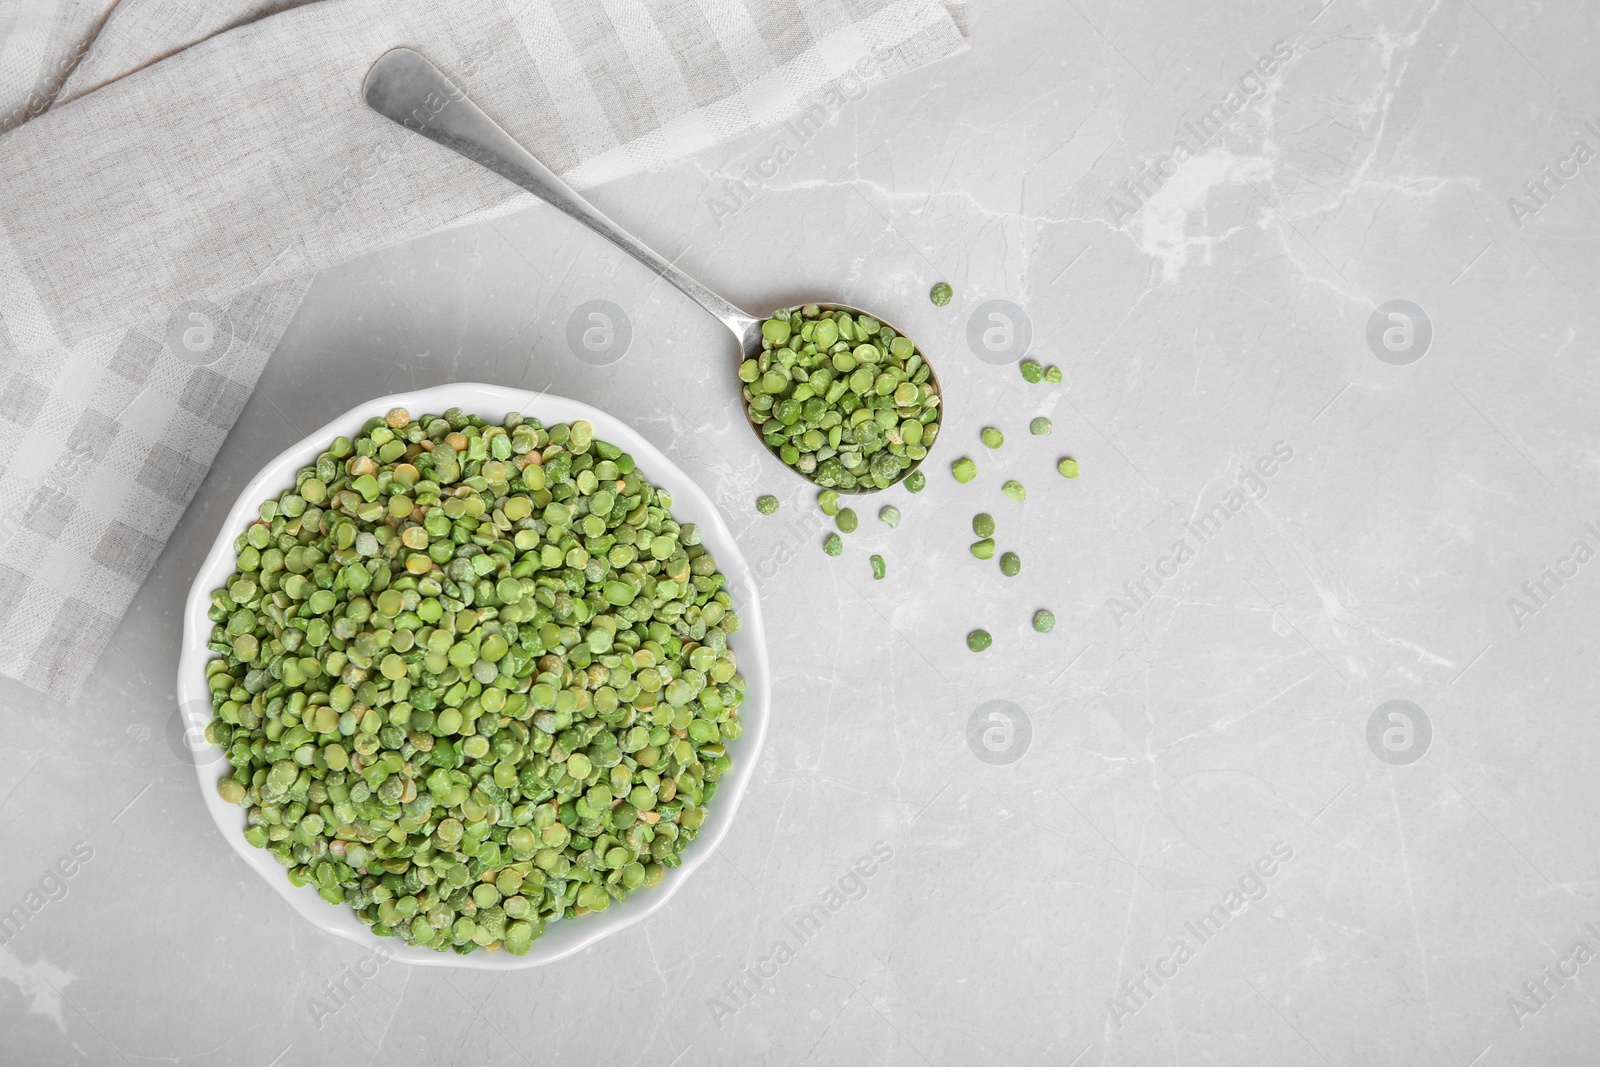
[363,47,759,345]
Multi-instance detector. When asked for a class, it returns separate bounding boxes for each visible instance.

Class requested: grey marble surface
[5,1,1600,1064]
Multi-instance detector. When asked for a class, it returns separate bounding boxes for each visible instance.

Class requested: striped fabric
[0,0,969,700]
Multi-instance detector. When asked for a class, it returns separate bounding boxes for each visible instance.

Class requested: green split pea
[202,407,745,956]
[741,305,941,491]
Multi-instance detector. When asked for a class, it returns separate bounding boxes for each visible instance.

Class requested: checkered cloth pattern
[0,0,968,699]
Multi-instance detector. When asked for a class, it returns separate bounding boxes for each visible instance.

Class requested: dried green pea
[1058,457,1080,479]
[878,506,901,528]
[870,554,886,580]
[1033,609,1055,632]
[972,513,994,538]
[756,494,779,515]
[966,629,992,652]
[952,458,978,484]
[999,551,1020,577]
[835,508,858,534]
[201,410,744,955]
[1029,418,1052,435]
[747,304,938,489]
[1020,360,1044,383]
[823,533,843,556]
[1044,365,1062,384]
[929,282,953,306]
[980,427,1004,449]
[971,538,995,560]
[1002,480,1026,502]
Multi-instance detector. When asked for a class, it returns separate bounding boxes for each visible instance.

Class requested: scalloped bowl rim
[176,383,770,969]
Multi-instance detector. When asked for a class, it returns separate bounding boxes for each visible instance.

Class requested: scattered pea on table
[1000,551,1020,577]
[1033,609,1055,632]
[756,494,779,514]
[819,489,841,515]
[870,554,886,580]
[1029,417,1051,435]
[971,538,995,559]
[972,513,995,538]
[981,427,1004,449]
[1002,480,1026,502]
[824,532,843,556]
[879,506,901,528]
[930,282,953,306]
[952,457,978,483]
[904,471,926,493]
[835,508,858,533]
[1057,458,1079,479]
[966,629,992,652]
[1044,365,1062,384]
[1020,359,1044,383]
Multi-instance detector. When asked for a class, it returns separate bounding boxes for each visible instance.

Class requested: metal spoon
[361,46,936,493]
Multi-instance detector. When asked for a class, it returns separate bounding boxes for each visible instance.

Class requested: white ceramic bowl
[176,383,769,969]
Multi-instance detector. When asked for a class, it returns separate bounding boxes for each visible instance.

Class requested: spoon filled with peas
[364,48,940,494]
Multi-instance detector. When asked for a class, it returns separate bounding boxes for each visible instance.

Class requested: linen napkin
[0,0,969,700]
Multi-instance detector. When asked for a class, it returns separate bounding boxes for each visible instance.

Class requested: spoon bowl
[741,301,940,494]
[363,47,938,493]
